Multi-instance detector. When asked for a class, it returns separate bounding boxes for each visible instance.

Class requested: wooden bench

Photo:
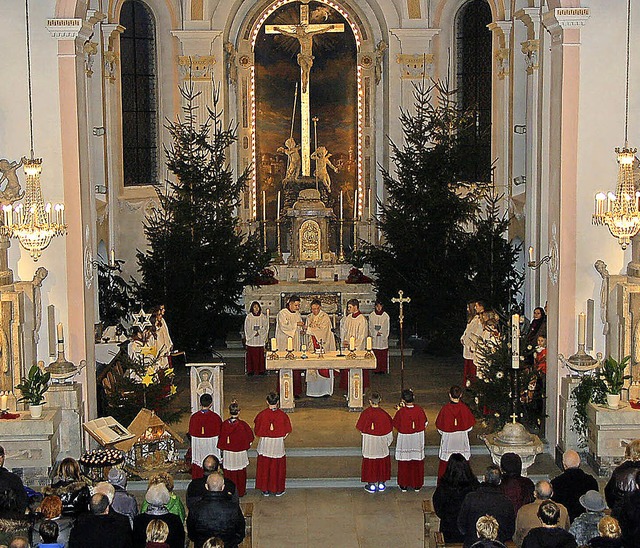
[240,501,253,547]
[422,499,516,548]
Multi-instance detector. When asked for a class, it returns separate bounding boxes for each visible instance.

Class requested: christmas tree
[135,83,269,353]
[362,80,493,350]
[97,257,136,329]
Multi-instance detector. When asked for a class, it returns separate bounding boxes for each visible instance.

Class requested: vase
[29,403,44,419]
[606,393,621,409]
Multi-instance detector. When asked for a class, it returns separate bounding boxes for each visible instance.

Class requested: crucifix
[265,2,344,177]
[391,290,411,391]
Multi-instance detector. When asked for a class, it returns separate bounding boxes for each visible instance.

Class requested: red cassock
[246,346,266,375]
[356,407,393,484]
[393,405,428,489]
[188,409,223,479]
[435,401,476,479]
[217,419,255,497]
[254,408,292,493]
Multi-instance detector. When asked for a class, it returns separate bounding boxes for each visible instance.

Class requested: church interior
[2,0,640,546]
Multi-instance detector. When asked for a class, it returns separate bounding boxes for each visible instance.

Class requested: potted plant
[600,355,631,409]
[16,364,50,418]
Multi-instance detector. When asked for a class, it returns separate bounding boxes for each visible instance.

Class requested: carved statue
[374,40,387,85]
[277,138,302,183]
[0,158,25,206]
[595,260,610,335]
[32,267,48,345]
[310,146,338,193]
[224,42,237,86]
[272,24,335,92]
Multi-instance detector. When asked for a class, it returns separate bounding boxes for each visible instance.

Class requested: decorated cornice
[178,55,217,81]
[543,7,590,43]
[396,53,434,79]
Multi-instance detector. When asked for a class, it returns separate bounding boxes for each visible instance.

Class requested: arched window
[456,0,492,180]
[119,0,158,186]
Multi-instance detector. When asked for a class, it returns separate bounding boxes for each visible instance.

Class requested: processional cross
[392,290,411,391]
[265,2,344,176]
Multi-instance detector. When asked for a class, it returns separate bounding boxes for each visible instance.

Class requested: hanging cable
[25,0,34,158]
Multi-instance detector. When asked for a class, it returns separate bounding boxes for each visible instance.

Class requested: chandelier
[593,0,640,250]
[1,0,66,261]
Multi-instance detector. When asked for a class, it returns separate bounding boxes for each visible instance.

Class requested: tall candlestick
[368,188,372,219]
[578,312,586,345]
[277,191,281,220]
[57,322,64,342]
[262,191,266,221]
[511,314,520,369]
[340,191,343,220]
[287,337,293,351]
[353,189,358,219]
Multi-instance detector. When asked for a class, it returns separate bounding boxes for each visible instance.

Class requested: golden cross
[391,290,411,328]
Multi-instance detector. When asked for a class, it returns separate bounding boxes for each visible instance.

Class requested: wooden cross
[391,290,411,328]
[265,3,344,176]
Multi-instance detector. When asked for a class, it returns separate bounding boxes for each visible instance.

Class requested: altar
[266,351,376,411]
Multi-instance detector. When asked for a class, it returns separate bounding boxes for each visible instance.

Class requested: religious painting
[255,1,358,222]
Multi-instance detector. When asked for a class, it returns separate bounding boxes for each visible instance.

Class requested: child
[356,392,393,493]
[534,335,547,375]
[217,401,254,497]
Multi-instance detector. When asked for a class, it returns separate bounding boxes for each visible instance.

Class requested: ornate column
[46,16,98,420]
[516,8,542,316]
[541,6,590,447]
[488,21,513,203]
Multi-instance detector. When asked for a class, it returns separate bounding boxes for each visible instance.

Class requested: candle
[57,322,64,342]
[366,337,372,351]
[578,312,586,345]
[266,308,270,318]
[349,336,355,351]
[0,392,6,411]
[353,189,358,219]
[262,191,266,221]
[340,191,343,220]
[301,344,307,352]
[277,191,281,220]
[528,246,534,264]
[110,249,115,266]
[271,337,277,352]
[287,337,293,351]
[511,314,520,369]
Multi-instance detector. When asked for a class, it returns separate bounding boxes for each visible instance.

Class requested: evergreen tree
[362,80,491,350]
[135,83,269,353]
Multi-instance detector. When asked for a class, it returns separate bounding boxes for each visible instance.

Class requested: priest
[356,392,394,493]
[305,299,336,397]
[435,385,476,480]
[276,295,305,397]
[339,298,370,391]
[369,300,390,374]
[217,401,255,497]
[254,392,292,497]
[189,393,222,479]
[393,388,428,492]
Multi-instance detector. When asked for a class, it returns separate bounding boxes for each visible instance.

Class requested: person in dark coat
[68,493,133,548]
[433,453,480,543]
[551,450,599,522]
[0,446,28,514]
[522,501,577,548]
[500,453,535,514]
[604,439,640,518]
[0,489,29,546]
[458,465,516,548]
[43,458,91,519]
[187,472,245,548]
[108,467,138,526]
[132,484,184,548]
[588,516,624,548]
[186,454,238,509]
[617,472,640,548]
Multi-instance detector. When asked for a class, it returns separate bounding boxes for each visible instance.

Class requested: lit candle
[511,314,520,369]
[0,392,7,411]
[353,189,358,219]
[2,206,8,227]
[366,336,372,351]
[368,188,372,219]
[262,191,266,221]
[57,322,64,342]
[528,246,534,264]
[266,308,270,319]
[339,191,343,220]
[578,312,586,346]
[271,337,277,352]
[60,204,65,226]
[287,336,293,351]
[349,336,355,351]
[277,191,281,220]
[110,249,115,266]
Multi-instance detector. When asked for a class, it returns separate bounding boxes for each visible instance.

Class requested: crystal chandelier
[593,0,640,250]
[1,0,66,261]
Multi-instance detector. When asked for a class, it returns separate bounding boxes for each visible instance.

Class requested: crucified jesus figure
[272,24,335,92]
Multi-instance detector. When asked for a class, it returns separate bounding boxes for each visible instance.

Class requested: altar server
[356,392,394,493]
[217,401,254,497]
[189,393,222,479]
[435,385,476,481]
[305,299,336,397]
[276,295,305,397]
[244,301,269,375]
[340,298,370,390]
[254,392,292,497]
[369,300,390,374]
[460,300,485,385]
[393,388,428,492]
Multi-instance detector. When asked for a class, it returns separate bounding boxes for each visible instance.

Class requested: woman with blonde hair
[43,458,90,517]
[470,515,507,548]
[145,518,170,548]
[587,516,623,548]
[140,471,186,522]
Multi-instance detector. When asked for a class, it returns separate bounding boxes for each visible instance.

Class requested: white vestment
[256,436,286,458]
[395,431,425,461]
[368,311,390,349]
[244,312,269,348]
[361,432,394,458]
[192,436,220,467]
[154,320,173,368]
[222,450,249,471]
[340,313,368,350]
[305,309,336,397]
[276,308,303,351]
[437,427,472,461]
[461,315,483,360]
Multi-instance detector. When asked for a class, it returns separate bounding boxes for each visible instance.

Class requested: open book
[83,416,134,446]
